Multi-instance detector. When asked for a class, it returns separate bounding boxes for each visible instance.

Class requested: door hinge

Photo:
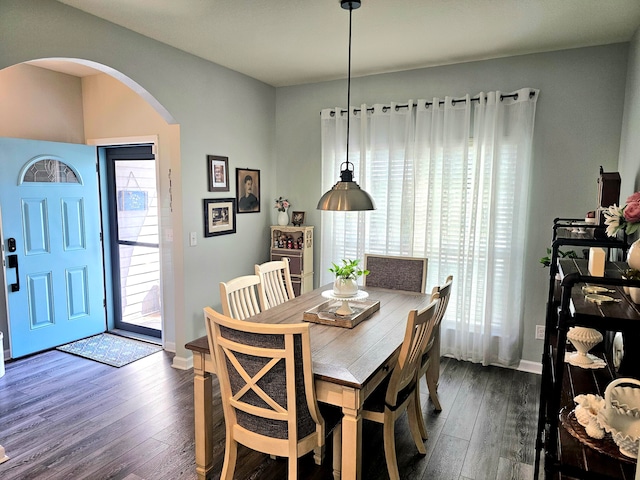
[103,299,106,307]
[100,232,103,242]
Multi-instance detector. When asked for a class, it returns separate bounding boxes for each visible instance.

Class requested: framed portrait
[207,155,229,192]
[292,211,305,226]
[236,168,260,213]
[204,198,236,237]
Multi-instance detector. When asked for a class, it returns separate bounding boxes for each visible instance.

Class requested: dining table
[185,283,432,480]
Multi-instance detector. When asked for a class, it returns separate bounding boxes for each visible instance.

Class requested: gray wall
[619,28,640,195]
[275,44,629,364]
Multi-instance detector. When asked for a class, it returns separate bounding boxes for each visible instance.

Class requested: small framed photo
[204,198,236,237]
[292,211,305,226]
[236,168,260,213]
[207,155,229,192]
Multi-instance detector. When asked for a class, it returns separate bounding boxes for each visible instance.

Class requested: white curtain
[320,88,539,367]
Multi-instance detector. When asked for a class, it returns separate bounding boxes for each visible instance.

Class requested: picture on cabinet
[204,198,236,237]
[292,211,305,226]
[236,168,260,213]
[207,155,229,192]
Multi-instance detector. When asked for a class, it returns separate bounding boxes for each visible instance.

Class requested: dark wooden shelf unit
[535,217,640,480]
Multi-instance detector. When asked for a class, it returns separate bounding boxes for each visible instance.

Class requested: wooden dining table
[185,284,432,480]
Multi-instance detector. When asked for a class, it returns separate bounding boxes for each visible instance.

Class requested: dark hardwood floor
[0,349,540,480]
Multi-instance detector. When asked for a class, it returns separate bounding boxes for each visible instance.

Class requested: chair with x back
[414,275,453,440]
[255,258,295,311]
[220,274,262,320]
[203,307,342,480]
[363,254,427,293]
[361,298,439,480]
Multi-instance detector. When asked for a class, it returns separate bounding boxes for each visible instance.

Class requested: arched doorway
[0,58,180,356]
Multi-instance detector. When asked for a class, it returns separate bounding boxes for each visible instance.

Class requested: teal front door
[0,138,106,358]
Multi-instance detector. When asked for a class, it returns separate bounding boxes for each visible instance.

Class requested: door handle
[7,254,19,292]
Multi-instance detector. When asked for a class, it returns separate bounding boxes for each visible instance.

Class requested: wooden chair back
[219,274,262,320]
[415,274,454,420]
[385,299,439,408]
[363,254,427,293]
[203,307,328,479]
[424,275,453,355]
[255,258,295,310]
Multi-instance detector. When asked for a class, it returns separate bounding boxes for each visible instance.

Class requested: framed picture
[207,155,229,192]
[204,198,236,237]
[236,168,260,213]
[292,211,305,226]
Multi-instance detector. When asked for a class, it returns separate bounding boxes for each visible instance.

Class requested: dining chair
[361,299,439,480]
[363,254,427,292]
[255,258,295,311]
[219,274,262,320]
[203,307,342,480]
[415,275,453,439]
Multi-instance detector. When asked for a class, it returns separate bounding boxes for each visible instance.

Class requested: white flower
[603,204,623,237]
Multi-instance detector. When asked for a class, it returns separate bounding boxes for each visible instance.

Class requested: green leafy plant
[329,259,370,279]
[623,268,640,280]
[539,248,579,268]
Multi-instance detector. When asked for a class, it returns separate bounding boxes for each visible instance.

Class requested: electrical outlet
[535,324,545,340]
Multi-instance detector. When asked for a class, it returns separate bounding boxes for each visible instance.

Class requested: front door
[0,137,106,358]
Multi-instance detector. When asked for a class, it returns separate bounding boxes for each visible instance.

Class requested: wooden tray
[303,299,380,328]
[559,407,635,464]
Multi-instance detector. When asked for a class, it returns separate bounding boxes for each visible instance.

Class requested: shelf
[270,225,314,296]
[536,218,639,480]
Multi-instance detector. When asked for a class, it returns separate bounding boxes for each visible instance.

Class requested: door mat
[57,333,162,367]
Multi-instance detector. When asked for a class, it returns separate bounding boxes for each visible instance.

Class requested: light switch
[189,231,197,246]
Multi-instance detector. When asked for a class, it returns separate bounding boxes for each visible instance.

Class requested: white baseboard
[517,359,542,375]
[172,354,193,371]
[3,349,8,361]
[163,341,176,353]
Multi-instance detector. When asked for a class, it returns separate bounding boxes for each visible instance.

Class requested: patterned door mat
[57,333,162,367]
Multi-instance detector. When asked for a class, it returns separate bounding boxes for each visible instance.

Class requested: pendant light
[317,0,375,211]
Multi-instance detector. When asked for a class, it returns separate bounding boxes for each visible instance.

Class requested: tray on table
[303,299,380,328]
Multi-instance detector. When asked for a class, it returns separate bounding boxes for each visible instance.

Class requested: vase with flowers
[274,196,290,226]
[603,192,640,269]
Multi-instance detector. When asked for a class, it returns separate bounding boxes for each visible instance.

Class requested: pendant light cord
[345,4,353,171]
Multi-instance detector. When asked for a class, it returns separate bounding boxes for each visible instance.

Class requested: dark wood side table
[535,258,640,480]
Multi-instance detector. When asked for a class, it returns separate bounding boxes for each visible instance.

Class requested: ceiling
[45,0,640,87]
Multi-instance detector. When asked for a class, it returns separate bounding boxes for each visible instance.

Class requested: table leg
[193,353,213,480]
[341,405,362,480]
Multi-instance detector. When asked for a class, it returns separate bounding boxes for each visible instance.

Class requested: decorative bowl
[574,394,605,438]
[609,378,640,419]
[596,378,640,458]
[597,407,640,458]
[574,394,605,426]
[566,327,603,365]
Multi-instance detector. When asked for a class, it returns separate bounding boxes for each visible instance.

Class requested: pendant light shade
[317,0,375,212]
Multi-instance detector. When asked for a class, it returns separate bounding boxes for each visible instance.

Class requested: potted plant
[539,248,579,268]
[329,259,369,297]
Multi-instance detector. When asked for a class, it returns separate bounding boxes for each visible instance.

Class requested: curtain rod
[327,89,537,116]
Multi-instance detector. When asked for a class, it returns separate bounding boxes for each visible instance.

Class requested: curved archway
[0,56,182,356]
[25,57,177,124]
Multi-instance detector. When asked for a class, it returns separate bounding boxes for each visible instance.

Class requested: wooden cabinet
[534,218,640,480]
[270,225,313,296]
